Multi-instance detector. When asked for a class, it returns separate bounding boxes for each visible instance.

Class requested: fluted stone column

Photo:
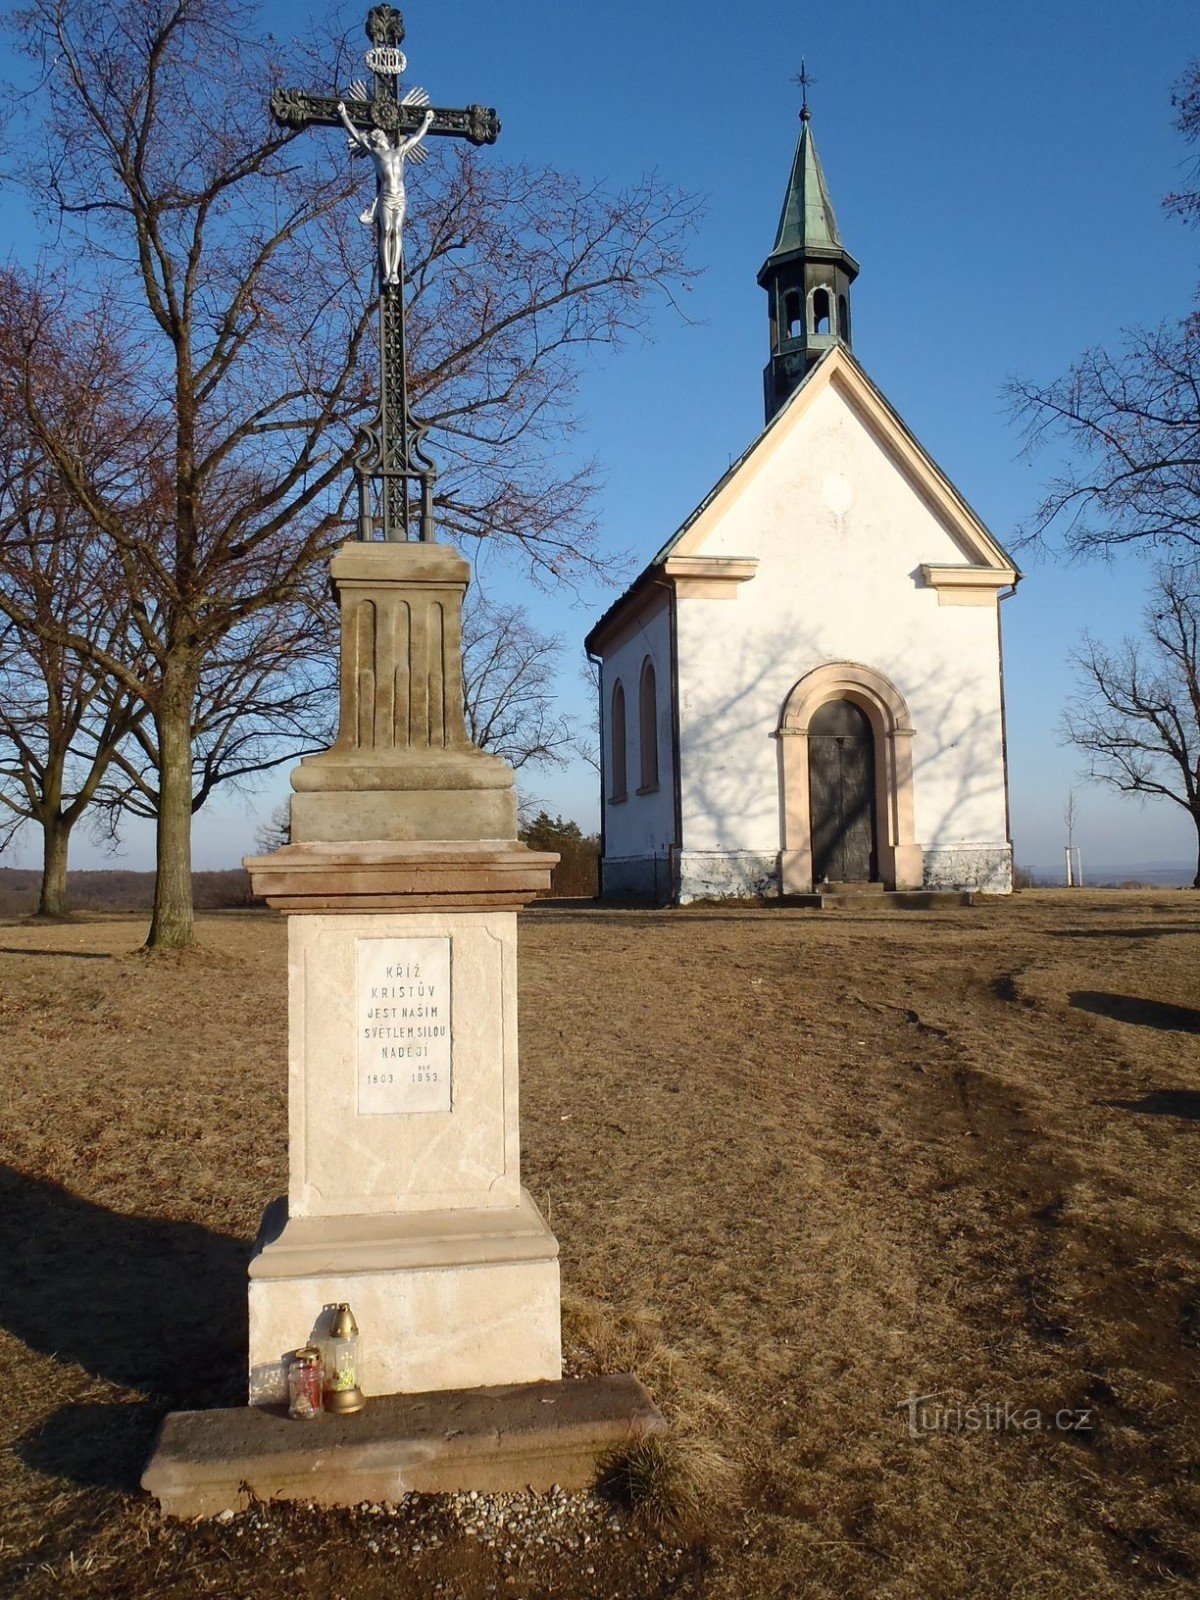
[291,541,516,844]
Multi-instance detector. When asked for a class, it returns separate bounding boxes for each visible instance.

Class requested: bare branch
[1062,563,1200,886]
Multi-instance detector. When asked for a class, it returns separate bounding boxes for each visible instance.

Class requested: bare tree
[1165,59,1200,228]
[461,594,573,770]
[573,652,602,775]
[3,0,700,950]
[1010,61,1200,558]
[254,800,291,855]
[406,152,700,581]
[102,592,338,825]
[1064,563,1200,887]
[1,0,373,950]
[1009,320,1200,556]
[0,380,144,916]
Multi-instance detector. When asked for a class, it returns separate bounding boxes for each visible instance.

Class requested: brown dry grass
[0,891,1197,1598]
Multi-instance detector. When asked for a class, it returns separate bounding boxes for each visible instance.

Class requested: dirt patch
[0,891,1197,1598]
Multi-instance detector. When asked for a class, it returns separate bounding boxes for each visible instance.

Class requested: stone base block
[142,1374,665,1518]
[922,844,1013,895]
[248,1190,562,1405]
[291,781,517,848]
[676,851,778,903]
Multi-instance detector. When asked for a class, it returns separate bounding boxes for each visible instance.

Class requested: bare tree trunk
[147,667,197,950]
[1193,814,1200,890]
[36,810,71,918]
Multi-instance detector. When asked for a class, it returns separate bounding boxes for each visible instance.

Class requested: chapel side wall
[675,380,1011,896]
[599,594,676,900]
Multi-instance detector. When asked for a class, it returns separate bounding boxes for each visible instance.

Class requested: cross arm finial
[792,59,816,121]
[366,6,405,48]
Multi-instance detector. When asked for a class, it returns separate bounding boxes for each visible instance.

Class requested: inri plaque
[357,937,452,1115]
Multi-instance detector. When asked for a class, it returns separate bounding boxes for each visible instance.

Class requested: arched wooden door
[808,699,877,883]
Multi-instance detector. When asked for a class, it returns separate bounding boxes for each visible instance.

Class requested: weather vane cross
[270,4,500,543]
[792,59,817,120]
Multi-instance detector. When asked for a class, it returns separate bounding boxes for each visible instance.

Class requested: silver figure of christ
[338,101,435,286]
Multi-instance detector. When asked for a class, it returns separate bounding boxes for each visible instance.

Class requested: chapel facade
[584,104,1019,903]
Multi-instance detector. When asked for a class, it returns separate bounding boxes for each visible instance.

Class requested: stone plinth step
[142,1374,663,1519]
[245,838,558,914]
[783,890,976,910]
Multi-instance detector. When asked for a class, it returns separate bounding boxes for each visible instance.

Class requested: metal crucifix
[271,5,500,543]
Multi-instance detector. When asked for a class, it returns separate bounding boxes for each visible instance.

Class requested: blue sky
[4,0,1198,875]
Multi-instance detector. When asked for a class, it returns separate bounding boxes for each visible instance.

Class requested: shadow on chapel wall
[675,617,1007,868]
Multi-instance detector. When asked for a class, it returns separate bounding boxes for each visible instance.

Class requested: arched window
[639,658,659,791]
[784,290,803,340]
[610,680,627,802]
[812,288,831,336]
[838,294,850,344]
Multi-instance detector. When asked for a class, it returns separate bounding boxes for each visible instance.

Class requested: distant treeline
[519,814,600,899]
[0,838,601,917]
[0,867,258,917]
[1013,865,1194,890]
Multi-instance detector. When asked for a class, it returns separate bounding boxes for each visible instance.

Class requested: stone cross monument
[244,7,560,1406]
[141,7,662,1515]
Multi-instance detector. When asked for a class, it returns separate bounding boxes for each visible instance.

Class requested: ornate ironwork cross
[271,5,500,543]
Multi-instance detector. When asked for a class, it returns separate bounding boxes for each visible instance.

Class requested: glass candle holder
[287,1346,325,1420]
[323,1303,365,1415]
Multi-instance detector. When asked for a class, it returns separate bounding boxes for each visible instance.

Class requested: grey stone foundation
[604,846,1014,902]
[601,851,782,904]
[676,851,779,904]
[922,845,1013,895]
[600,854,675,903]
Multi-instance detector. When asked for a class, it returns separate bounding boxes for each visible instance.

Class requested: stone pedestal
[289,541,518,845]
[243,540,562,1408]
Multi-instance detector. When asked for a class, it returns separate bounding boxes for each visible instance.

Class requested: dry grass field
[0,890,1197,1599]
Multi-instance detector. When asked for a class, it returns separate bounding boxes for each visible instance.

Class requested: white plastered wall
[599,591,675,886]
[675,380,1010,877]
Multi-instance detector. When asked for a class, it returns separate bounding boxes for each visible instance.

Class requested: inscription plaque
[357,937,452,1115]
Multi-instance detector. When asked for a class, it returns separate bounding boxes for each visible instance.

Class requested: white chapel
[585,104,1019,903]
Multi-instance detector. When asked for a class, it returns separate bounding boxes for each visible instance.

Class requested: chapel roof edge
[583,347,1017,656]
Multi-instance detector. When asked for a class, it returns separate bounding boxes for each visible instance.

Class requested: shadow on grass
[1070,991,1200,1033]
[21,1401,164,1494]
[1053,926,1200,941]
[1096,1091,1200,1122]
[1,1163,250,1490]
[0,945,118,960]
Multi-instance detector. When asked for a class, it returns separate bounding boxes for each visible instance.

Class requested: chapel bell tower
[759,98,859,422]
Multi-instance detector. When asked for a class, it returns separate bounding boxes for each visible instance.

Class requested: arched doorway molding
[777,662,923,893]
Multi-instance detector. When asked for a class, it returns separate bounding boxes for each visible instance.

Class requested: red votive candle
[287,1346,325,1419]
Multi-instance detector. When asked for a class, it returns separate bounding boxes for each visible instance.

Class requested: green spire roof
[766,112,846,264]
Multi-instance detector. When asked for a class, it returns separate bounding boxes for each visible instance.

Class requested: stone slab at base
[142,1374,664,1519]
[782,889,976,910]
[248,1189,562,1404]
